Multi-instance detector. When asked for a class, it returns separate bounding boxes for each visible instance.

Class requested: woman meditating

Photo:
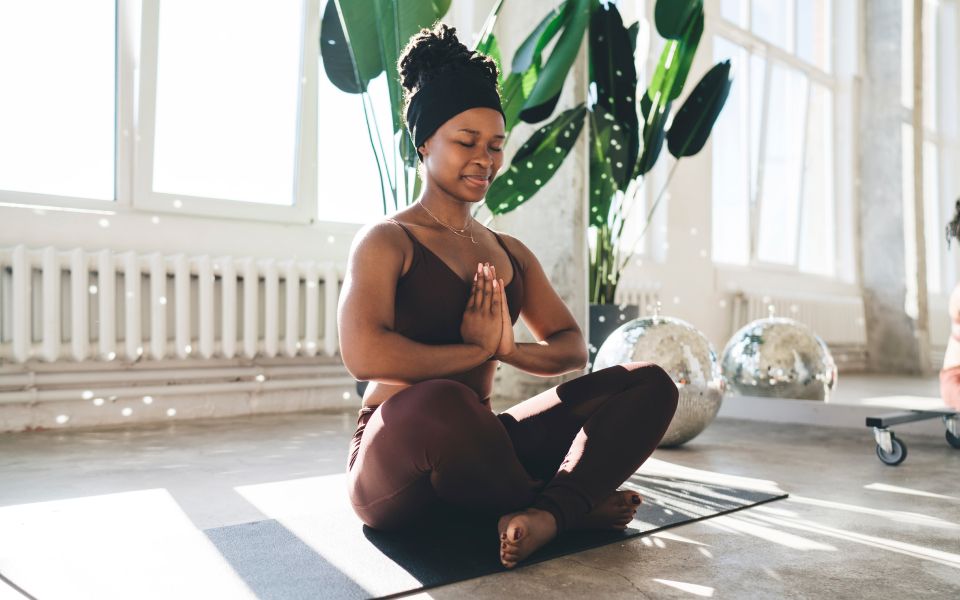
[338,23,679,569]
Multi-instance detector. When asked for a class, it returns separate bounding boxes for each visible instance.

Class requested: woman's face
[419,107,506,203]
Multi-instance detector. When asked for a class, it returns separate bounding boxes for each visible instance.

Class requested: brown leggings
[346,362,679,534]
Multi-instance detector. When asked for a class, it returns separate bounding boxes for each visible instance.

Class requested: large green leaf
[589,2,638,192]
[485,104,587,214]
[373,0,453,135]
[501,71,525,132]
[667,60,732,157]
[511,3,569,73]
[519,0,591,123]
[635,92,671,175]
[321,0,382,93]
[646,8,703,104]
[320,0,361,93]
[588,107,627,227]
[474,0,506,87]
[654,0,703,40]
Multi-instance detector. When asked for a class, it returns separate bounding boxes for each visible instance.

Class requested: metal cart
[867,409,960,465]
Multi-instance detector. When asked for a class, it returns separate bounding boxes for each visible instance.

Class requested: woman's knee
[623,362,679,414]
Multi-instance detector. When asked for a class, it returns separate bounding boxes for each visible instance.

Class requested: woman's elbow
[571,345,589,371]
[339,340,373,381]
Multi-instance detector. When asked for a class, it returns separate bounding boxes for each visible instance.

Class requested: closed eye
[459,142,503,153]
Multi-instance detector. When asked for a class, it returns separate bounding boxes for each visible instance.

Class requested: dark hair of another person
[947,199,960,248]
[397,23,499,112]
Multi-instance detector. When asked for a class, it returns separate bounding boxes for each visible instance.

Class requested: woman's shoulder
[489,229,534,268]
[349,216,417,259]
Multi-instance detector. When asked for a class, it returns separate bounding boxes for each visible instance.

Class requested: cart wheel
[946,430,960,449]
[876,435,907,466]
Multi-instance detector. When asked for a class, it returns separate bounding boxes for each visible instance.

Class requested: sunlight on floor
[653,578,715,597]
[235,474,399,595]
[864,482,960,501]
[0,489,256,600]
[787,495,960,530]
[641,458,785,495]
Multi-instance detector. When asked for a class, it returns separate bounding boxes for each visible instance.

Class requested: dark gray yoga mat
[204,471,787,600]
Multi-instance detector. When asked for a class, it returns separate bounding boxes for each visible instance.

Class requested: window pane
[711,37,750,264]
[798,84,834,276]
[750,55,766,203]
[0,0,115,200]
[712,37,750,265]
[942,147,958,290]
[922,0,937,130]
[757,63,808,265]
[924,141,940,293]
[317,72,395,224]
[941,2,958,139]
[153,0,303,205]
[902,123,918,318]
[720,0,746,27]
[796,0,831,72]
[751,0,791,50]
[901,0,913,109]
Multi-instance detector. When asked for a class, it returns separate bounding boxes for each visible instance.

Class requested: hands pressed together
[460,261,517,361]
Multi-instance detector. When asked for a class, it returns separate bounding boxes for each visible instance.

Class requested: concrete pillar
[859,0,927,373]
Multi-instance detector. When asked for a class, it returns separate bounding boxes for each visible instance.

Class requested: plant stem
[362,89,397,209]
[359,90,388,215]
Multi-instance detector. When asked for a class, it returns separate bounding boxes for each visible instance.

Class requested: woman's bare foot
[571,490,642,531]
[497,508,557,569]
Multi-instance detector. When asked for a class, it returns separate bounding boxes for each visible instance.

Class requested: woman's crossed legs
[346,361,679,566]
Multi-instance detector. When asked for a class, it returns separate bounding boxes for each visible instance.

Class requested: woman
[337,23,679,569]
[940,200,960,410]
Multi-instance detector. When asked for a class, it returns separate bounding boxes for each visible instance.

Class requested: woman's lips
[462,175,490,188]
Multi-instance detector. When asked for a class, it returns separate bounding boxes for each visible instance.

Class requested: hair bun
[398,22,498,97]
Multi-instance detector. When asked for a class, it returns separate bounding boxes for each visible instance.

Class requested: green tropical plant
[320,0,453,213]
[481,0,732,304]
[320,0,731,306]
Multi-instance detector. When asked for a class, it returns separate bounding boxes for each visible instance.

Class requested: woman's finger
[481,264,492,312]
[467,271,479,310]
[491,276,501,315]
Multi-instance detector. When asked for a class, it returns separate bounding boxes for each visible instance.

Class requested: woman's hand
[490,265,517,360]
[461,262,502,357]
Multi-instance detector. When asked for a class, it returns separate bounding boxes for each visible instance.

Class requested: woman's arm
[337,222,494,384]
[495,234,589,377]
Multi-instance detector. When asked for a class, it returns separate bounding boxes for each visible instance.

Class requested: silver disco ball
[721,317,837,401]
[593,315,725,447]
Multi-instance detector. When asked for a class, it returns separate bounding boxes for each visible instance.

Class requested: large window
[902,0,959,299]
[0,0,320,225]
[710,0,853,281]
[136,0,316,223]
[0,1,116,201]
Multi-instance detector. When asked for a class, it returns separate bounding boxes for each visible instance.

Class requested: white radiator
[0,245,343,364]
[729,290,867,346]
[614,284,662,315]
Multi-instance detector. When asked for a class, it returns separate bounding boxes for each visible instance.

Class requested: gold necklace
[418,202,479,244]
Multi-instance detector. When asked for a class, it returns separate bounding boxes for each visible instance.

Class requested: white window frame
[135,0,319,225]
[705,0,857,290]
[0,0,130,215]
[0,0,321,227]
[912,0,960,298]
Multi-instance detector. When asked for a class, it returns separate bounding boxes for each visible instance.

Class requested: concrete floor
[1,409,958,599]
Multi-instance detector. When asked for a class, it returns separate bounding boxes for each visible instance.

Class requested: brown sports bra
[388,219,524,345]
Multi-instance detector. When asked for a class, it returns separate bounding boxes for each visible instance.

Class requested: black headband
[405,66,504,160]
